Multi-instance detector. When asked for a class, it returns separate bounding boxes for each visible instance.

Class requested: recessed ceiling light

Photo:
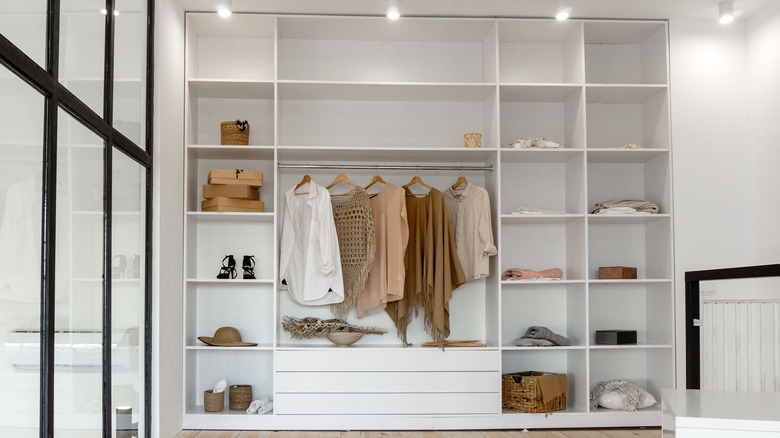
[387,0,401,20]
[719,0,734,24]
[555,0,571,21]
[217,0,232,18]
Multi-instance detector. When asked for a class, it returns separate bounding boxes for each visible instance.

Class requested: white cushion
[598,390,657,410]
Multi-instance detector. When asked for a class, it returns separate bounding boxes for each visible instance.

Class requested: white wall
[670,6,780,388]
[153,0,185,436]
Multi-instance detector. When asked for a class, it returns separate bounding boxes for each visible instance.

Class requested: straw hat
[198,327,257,347]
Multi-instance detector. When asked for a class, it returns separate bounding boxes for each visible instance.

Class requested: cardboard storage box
[596,330,637,345]
[201,197,264,212]
[207,169,262,188]
[203,184,259,200]
[598,266,637,279]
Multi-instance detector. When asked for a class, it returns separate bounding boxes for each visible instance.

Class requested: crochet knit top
[330,188,376,319]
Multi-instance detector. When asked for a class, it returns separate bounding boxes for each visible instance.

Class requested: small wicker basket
[204,390,224,412]
[502,371,568,413]
[464,132,482,148]
[228,384,253,411]
[221,120,250,145]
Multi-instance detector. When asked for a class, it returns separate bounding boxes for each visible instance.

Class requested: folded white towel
[246,397,272,414]
[212,379,227,393]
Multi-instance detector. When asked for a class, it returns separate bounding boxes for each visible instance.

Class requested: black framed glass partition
[0,1,153,436]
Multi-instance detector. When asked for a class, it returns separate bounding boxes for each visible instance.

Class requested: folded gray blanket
[521,326,571,346]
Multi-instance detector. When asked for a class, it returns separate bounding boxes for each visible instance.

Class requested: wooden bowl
[326,331,364,347]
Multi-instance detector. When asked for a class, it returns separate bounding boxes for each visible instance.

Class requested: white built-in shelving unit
[182,13,674,430]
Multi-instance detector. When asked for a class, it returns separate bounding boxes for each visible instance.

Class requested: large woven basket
[228,384,253,411]
[203,390,224,412]
[502,371,567,413]
[221,120,250,145]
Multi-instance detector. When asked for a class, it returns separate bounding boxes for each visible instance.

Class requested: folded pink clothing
[501,268,563,281]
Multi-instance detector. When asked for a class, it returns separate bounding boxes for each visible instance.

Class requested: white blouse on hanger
[444,182,497,281]
[279,181,345,305]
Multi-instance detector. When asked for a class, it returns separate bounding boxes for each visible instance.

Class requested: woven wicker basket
[203,390,224,412]
[220,120,250,145]
[502,371,567,413]
[464,132,482,148]
[229,384,253,411]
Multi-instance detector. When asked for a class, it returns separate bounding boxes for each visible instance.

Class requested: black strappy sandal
[217,255,237,279]
[242,255,256,280]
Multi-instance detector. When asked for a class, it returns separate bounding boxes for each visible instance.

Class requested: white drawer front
[277,371,499,393]
[275,392,499,415]
[276,349,500,372]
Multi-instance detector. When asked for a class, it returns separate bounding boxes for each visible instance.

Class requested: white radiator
[701,299,780,392]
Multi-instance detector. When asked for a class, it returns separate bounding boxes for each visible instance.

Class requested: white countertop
[662,389,780,432]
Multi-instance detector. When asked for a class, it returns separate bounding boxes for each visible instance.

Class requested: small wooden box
[202,184,259,200]
[207,169,262,188]
[596,330,637,345]
[201,197,264,212]
[598,266,637,279]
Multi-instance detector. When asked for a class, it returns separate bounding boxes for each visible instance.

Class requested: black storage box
[596,330,637,345]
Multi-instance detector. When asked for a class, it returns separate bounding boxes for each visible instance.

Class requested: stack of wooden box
[201,169,264,212]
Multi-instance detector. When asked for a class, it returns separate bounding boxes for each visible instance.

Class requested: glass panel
[0,64,44,438]
[0,1,47,67]
[111,148,145,438]
[60,1,106,115]
[113,0,147,146]
[55,109,104,437]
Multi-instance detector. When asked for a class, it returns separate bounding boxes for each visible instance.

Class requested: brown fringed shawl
[386,188,466,346]
[330,188,376,318]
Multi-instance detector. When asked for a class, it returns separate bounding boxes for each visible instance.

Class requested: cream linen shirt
[443,182,497,281]
[279,181,345,305]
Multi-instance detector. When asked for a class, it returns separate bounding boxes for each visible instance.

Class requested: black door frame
[0,1,154,436]
[685,263,780,389]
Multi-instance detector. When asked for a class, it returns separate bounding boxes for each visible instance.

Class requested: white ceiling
[181,0,773,21]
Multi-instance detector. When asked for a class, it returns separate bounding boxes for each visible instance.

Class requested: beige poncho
[386,187,466,346]
[330,188,376,319]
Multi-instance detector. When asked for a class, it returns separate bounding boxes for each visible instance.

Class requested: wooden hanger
[293,174,311,195]
[403,175,432,190]
[364,173,387,191]
[326,173,368,194]
[451,176,468,190]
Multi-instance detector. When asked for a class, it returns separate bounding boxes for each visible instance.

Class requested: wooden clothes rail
[277,163,493,172]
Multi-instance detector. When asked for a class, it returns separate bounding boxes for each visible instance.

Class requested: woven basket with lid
[221,120,250,145]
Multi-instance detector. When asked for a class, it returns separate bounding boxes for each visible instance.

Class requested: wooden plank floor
[176,429,661,438]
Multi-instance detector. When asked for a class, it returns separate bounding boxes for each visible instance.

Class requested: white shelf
[185,145,275,161]
[276,344,498,351]
[276,146,497,163]
[586,84,667,103]
[501,279,585,285]
[589,343,674,350]
[587,214,670,224]
[278,80,497,102]
[501,214,584,224]
[499,84,583,102]
[186,212,274,223]
[185,278,274,285]
[501,345,586,351]
[188,78,274,100]
[588,279,671,284]
[185,345,274,351]
[587,148,669,163]
[500,148,585,163]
